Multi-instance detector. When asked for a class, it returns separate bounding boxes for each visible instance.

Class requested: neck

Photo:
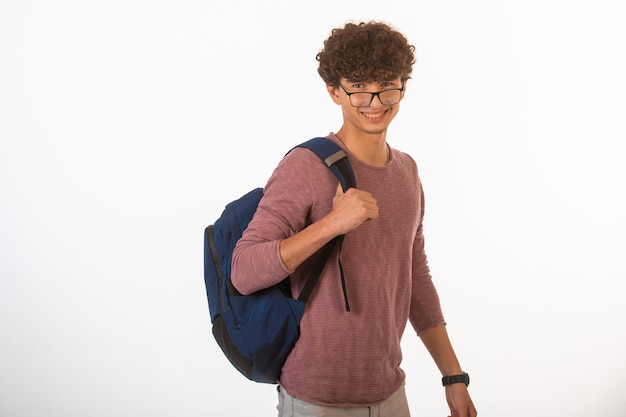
[335,129,389,167]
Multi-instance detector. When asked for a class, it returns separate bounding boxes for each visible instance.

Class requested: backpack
[203,137,356,384]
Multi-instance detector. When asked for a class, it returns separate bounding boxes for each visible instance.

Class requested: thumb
[335,182,344,196]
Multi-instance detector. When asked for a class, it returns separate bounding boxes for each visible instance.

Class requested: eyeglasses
[338,82,405,108]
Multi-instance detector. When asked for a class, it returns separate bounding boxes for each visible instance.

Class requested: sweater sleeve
[408,184,446,334]
[231,148,317,295]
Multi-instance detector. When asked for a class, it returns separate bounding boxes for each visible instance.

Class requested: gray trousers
[276,384,411,417]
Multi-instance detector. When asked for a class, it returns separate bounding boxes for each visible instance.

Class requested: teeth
[363,112,385,119]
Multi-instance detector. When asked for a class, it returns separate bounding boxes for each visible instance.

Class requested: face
[327,77,406,137]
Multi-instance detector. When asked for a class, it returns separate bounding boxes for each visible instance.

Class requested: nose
[368,92,385,107]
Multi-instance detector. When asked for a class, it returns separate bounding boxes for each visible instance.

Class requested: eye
[350,82,365,89]
[380,81,396,88]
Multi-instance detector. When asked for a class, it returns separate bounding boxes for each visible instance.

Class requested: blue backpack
[203,137,356,384]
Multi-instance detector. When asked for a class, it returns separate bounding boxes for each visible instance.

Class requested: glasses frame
[338,81,405,108]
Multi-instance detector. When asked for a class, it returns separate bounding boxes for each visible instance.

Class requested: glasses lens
[349,93,373,107]
[379,89,402,105]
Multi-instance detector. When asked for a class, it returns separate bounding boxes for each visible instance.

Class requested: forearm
[233,217,339,295]
[279,214,340,271]
[419,324,463,376]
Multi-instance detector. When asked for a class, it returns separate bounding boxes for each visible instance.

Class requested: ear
[326,84,342,105]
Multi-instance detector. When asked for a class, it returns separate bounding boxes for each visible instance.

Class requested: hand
[329,183,378,235]
[445,384,477,417]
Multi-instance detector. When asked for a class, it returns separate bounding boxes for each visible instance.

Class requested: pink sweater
[232,134,445,406]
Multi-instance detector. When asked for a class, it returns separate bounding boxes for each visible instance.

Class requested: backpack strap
[290,137,355,311]
[294,137,356,191]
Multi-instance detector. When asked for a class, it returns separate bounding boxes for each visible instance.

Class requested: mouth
[361,109,388,122]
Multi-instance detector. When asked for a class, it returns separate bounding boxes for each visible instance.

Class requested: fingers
[341,188,378,218]
[329,185,379,234]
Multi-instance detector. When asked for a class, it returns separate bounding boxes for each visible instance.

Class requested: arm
[420,325,477,417]
[410,182,477,416]
[419,324,463,376]
[279,184,378,271]
[232,149,378,295]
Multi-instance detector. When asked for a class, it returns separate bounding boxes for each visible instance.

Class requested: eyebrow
[345,79,400,86]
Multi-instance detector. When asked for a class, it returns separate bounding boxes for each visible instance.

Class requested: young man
[232,21,477,417]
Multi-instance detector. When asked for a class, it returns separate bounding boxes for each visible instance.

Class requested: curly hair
[316,21,416,86]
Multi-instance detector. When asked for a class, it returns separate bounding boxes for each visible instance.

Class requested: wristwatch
[442,372,470,387]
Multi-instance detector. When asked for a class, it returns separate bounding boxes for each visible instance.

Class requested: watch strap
[442,372,470,387]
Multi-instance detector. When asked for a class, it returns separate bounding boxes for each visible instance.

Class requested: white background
[1,1,625,416]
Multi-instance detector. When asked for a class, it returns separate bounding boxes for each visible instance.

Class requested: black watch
[442,372,470,387]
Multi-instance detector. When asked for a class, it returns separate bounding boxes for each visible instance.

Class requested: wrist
[442,372,470,387]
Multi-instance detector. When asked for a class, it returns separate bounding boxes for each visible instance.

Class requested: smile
[361,110,387,121]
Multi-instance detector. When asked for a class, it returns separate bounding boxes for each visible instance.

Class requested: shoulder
[264,141,338,199]
[269,145,329,186]
[389,148,419,174]
[281,145,326,166]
